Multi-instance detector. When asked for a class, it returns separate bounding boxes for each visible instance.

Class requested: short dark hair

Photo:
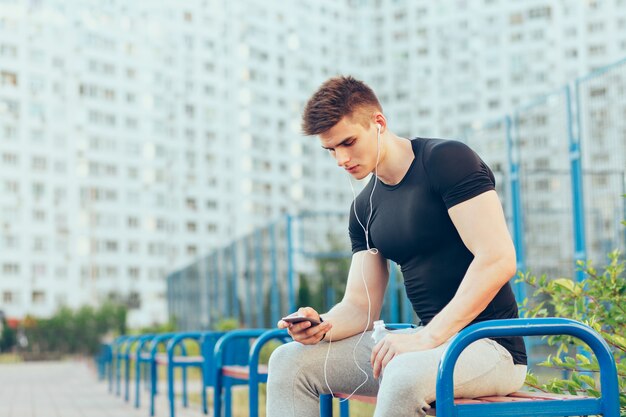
[301,76,382,136]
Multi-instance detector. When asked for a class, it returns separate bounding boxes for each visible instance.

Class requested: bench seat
[221,365,269,380]
[333,390,591,415]
[154,354,204,365]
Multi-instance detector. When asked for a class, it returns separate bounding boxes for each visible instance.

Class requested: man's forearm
[419,254,515,347]
[320,300,375,342]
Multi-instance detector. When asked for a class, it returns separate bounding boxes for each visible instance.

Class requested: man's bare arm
[370,190,516,377]
[418,190,517,346]
[280,249,389,344]
[321,249,389,341]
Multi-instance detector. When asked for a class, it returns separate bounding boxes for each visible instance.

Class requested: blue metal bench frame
[320,318,620,416]
[95,342,113,382]
[247,328,292,417]
[149,333,178,416]
[112,335,131,396]
[213,329,291,417]
[124,334,154,403]
[165,331,225,417]
[436,318,620,417]
[133,334,158,408]
[213,329,267,417]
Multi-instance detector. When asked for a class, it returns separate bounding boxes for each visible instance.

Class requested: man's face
[319,114,379,180]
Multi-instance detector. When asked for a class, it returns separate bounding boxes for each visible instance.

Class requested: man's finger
[380,350,395,374]
[371,340,383,365]
[372,343,389,378]
[291,321,312,333]
[299,322,328,341]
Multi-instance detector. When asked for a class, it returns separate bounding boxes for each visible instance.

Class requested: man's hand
[277,307,332,345]
[370,331,439,378]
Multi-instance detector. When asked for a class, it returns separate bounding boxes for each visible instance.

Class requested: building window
[128,217,139,228]
[2,263,19,274]
[128,267,140,280]
[0,71,17,86]
[32,290,46,304]
[128,241,140,254]
[528,6,551,19]
[2,291,13,303]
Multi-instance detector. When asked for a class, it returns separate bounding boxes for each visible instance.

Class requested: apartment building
[1,0,624,325]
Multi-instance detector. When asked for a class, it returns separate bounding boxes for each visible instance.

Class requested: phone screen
[281,316,320,326]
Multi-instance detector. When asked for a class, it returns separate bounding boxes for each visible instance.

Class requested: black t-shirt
[349,138,527,365]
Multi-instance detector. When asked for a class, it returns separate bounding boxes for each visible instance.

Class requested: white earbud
[376,123,381,132]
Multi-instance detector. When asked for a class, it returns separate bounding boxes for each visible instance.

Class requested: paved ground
[0,360,207,417]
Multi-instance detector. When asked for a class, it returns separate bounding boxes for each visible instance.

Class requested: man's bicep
[448,190,515,259]
[342,250,389,310]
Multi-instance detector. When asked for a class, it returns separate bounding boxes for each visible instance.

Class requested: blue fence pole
[286,214,296,313]
[389,261,399,322]
[221,247,229,319]
[401,265,413,324]
[567,83,588,282]
[270,222,280,324]
[506,114,526,302]
[213,252,219,324]
[255,229,264,328]
[231,242,239,323]
[243,237,252,327]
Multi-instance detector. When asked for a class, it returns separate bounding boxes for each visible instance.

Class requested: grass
[0,353,23,363]
[185,386,377,417]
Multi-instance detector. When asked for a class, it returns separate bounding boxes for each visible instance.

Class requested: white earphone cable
[323,124,381,401]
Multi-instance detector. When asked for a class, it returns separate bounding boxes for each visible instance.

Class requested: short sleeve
[424,140,496,209]
[348,201,369,253]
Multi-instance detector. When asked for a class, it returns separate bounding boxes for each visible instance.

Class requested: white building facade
[1,0,625,326]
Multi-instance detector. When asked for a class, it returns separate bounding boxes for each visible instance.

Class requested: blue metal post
[320,394,333,417]
[255,229,264,328]
[222,247,229,319]
[567,83,588,282]
[244,237,252,327]
[212,252,219,324]
[403,280,413,324]
[286,214,296,313]
[506,114,526,302]
[167,354,175,417]
[231,242,239,322]
[326,283,335,311]
[270,222,280,324]
[124,342,131,401]
[389,261,399,322]
[340,400,350,416]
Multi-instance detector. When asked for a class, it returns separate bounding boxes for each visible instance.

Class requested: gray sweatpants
[266,328,526,416]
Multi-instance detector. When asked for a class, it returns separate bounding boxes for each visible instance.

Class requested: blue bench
[213,328,292,417]
[320,318,620,417]
[148,332,201,417]
[95,342,113,382]
[164,331,226,417]
[134,333,165,409]
[111,335,132,396]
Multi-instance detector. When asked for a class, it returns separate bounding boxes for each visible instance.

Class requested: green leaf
[578,374,596,388]
[525,372,539,386]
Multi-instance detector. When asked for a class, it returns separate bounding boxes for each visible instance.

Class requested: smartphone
[281,315,321,326]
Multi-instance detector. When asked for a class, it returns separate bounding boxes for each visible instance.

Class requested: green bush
[214,317,239,331]
[21,302,127,356]
[518,249,625,414]
[0,317,16,352]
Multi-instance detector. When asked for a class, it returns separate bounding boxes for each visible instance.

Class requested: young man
[266,76,527,416]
